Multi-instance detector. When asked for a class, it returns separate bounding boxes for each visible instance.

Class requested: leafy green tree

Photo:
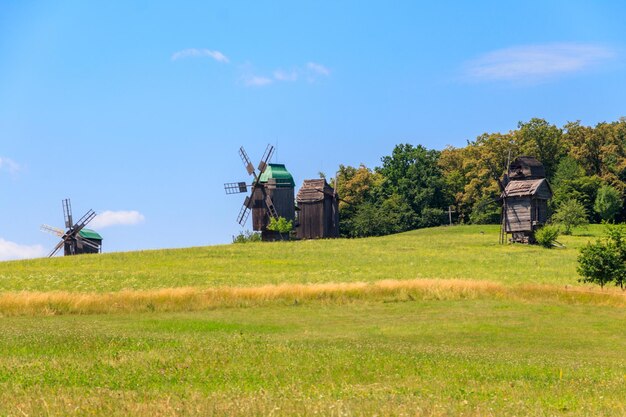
[419,207,446,227]
[551,199,588,235]
[563,121,602,176]
[438,146,468,222]
[345,194,417,238]
[605,224,626,289]
[551,156,585,190]
[469,196,500,224]
[378,144,449,228]
[516,118,564,180]
[460,133,520,223]
[594,185,623,222]
[381,193,418,233]
[577,224,626,289]
[577,241,623,288]
[334,164,384,237]
[549,156,599,216]
[349,203,389,237]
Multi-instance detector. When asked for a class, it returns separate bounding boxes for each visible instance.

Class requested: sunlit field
[0,225,624,416]
[0,225,607,293]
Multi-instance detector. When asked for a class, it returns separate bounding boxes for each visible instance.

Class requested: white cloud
[90,210,145,229]
[0,157,21,174]
[240,61,330,87]
[171,48,230,63]
[0,239,46,261]
[464,43,615,82]
[306,62,331,76]
[242,75,274,87]
[273,69,299,82]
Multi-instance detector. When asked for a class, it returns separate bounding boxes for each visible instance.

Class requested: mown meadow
[0,225,624,416]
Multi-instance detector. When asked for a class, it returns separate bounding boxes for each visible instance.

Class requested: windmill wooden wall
[504,180,551,231]
[295,179,339,239]
[251,178,295,240]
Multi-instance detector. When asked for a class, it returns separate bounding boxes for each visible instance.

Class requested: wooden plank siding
[505,198,532,232]
[295,179,339,239]
[505,197,549,233]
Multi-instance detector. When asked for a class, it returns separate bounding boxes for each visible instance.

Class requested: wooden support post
[448,205,455,226]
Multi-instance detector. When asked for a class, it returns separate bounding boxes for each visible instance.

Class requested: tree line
[334,117,626,237]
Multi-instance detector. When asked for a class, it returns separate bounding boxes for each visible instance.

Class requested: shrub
[577,223,626,289]
[232,231,261,244]
[535,225,560,248]
[267,217,293,234]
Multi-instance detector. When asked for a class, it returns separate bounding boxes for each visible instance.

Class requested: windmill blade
[257,144,275,174]
[224,182,249,194]
[264,193,279,219]
[237,203,251,226]
[72,209,97,233]
[76,236,100,250]
[40,224,65,237]
[48,240,65,258]
[63,199,73,229]
[239,147,256,177]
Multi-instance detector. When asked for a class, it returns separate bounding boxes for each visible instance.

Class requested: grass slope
[1,301,624,416]
[0,225,607,292]
[0,225,625,416]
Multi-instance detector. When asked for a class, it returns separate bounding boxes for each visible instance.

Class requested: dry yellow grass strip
[0,279,624,317]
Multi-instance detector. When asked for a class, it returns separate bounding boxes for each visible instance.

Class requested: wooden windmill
[224,145,296,241]
[41,198,102,257]
[493,156,552,244]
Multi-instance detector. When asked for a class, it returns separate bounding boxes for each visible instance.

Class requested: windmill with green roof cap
[41,198,103,256]
[224,145,296,241]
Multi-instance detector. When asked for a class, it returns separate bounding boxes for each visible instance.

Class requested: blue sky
[1,1,626,259]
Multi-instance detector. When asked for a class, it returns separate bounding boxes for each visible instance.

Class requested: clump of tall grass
[0,279,623,317]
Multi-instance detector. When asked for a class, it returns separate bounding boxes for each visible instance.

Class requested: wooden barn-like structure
[295,179,339,239]
[501,156,552,243]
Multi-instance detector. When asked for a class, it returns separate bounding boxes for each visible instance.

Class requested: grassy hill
[0,225,607,292]
[0,225,625,416]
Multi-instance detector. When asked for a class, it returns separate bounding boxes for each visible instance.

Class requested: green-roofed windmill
[224,145,296,240]
[41,198,102,257]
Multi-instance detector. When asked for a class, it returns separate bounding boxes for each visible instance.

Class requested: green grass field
[0,225,607,292]
[0,225,624,416]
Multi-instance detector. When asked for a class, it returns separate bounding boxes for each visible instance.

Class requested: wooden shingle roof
[503,178,552,199]
[296,179,336,203]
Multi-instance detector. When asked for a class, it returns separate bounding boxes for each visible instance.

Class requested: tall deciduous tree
[594,185,623,222]
[516,118,564,180]
[333,164,384,237]
[378,144,449,228]
[552,199,588,235]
